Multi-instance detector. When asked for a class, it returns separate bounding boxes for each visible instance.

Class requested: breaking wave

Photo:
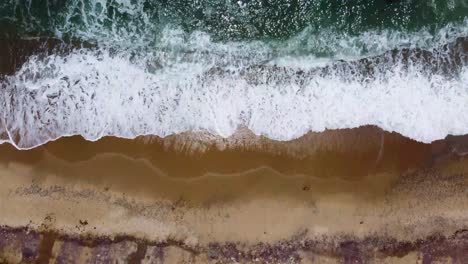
[0,0,467,149]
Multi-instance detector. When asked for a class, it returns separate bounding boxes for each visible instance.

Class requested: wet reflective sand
[0,126,436,203]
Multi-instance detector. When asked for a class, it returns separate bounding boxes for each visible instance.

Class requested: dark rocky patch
[3,226,468,263]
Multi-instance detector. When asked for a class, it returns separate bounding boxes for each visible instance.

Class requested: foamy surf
[1,37,467,149]
[1,1,467,149]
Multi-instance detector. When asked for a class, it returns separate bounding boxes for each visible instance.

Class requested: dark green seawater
[0,0,468,38]
[1,0,467,46]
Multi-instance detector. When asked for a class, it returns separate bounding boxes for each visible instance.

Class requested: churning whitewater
[0,0,468,149]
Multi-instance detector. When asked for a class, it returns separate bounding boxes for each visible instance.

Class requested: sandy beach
[1,126,468,262]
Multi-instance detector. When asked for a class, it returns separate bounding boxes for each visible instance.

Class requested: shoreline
[0,125,439,179]
[1,4,467,263]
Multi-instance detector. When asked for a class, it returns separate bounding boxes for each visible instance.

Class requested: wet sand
[0,126,435,202]
[2,126,468,262]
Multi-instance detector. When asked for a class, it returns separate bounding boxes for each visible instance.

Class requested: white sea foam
[1,33,467,149]
[2,1,468,149]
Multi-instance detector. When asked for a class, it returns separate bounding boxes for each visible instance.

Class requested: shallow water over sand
[0,126,437,203]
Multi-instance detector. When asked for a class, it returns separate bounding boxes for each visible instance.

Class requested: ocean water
[0,0,467,149]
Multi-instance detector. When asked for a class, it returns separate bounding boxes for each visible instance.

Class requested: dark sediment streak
[0,37,92,76]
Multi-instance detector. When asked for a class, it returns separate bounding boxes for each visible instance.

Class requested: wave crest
[1,36,467,149]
